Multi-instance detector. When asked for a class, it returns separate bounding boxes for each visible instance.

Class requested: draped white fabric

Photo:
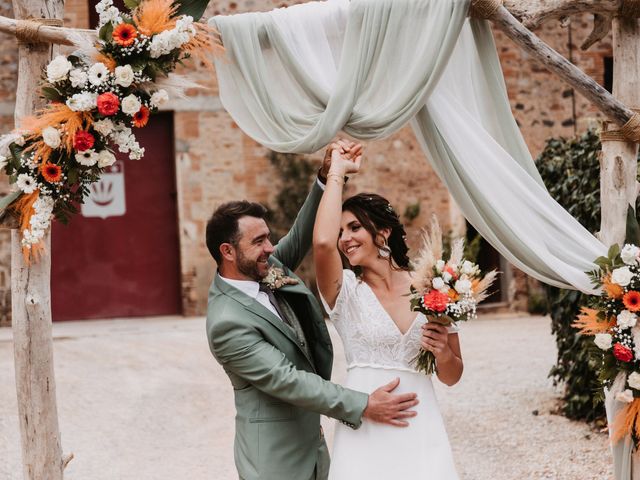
[208,0,608,293]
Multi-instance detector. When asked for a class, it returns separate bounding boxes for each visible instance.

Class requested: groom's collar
[218,275,260,300]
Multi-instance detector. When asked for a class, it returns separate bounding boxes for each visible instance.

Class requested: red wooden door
[51,112,182,321]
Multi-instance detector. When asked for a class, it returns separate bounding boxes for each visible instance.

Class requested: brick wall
[0,4,616,322]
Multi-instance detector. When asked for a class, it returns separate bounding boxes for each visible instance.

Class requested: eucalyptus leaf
[625,204,640,246]
[124,0,141,10]
[99,22,114,42]
[173,0,210,21]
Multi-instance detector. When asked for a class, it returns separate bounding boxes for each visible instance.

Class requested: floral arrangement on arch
[0,0,219,261]
[574,242,640,446]
[409,217,497,374]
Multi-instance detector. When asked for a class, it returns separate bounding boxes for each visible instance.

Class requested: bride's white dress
[321,270,459,480]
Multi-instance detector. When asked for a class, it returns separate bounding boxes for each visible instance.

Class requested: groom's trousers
[238,440,329,480]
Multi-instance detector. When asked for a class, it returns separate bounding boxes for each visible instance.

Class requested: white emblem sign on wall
[81,161,126,219]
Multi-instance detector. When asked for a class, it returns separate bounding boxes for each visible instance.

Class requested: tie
[258,283,291,326]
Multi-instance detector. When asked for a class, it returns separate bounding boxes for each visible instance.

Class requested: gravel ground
[0,314,612,479]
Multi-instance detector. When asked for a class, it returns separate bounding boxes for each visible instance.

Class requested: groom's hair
[206,201,268,263]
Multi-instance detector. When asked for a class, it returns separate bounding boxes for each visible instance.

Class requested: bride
[313,139,462,479]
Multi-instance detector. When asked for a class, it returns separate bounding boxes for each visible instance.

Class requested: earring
[378,240,391,259]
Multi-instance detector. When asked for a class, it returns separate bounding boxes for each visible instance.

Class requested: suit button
[300,341,306,347]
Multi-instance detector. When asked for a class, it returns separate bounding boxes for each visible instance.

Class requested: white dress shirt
[219,275,283,320]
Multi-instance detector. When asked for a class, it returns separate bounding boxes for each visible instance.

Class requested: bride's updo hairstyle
[342,193,410,270]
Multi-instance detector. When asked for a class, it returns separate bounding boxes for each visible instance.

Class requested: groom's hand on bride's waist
[362,377,418,427]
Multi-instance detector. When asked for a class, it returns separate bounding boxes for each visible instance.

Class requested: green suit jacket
[206,182,368,480]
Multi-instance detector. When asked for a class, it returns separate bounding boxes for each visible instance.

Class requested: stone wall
[0,3,617,322]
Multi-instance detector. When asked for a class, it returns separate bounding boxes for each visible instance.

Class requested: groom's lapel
[213,274,300,346]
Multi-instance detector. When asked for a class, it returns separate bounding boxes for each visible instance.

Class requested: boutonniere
[262,266,299,290]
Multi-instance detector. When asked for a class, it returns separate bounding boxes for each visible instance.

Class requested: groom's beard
[236,249,266,282]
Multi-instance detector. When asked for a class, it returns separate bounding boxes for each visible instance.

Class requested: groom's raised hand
[362,377,418,427]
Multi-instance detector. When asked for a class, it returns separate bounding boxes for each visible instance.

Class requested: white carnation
[93,119,115,136]
[432,277,445,291]
[617,310,638,329]
[617,389,635,404]
[150,89,169,107]
[629,372,640,391]
[622,244,640,266]
[42,127,61,149]
[75,149,98,166]
[442,271,452,283]
[114,65,135,88]
[88,63,109,86]
[69,69,88,88]
[46,55,73,83]
[66,92,97,112]
[97,150,116,168]
[16,174,37,194]
[461,260,475,275]
[121,94,141,115]
[99,6,121,24]
[594,333,612,351]
[612,266,634,287]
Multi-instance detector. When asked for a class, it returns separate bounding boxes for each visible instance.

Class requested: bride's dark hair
[342,193,410,270]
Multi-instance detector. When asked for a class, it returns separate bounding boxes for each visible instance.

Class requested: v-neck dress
[321,270,459,480]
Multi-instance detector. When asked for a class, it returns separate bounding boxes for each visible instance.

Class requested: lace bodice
[321,270,458,373]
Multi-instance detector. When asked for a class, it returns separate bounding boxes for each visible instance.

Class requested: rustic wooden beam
[599,17,640,251]
[484,5,637,132]
[0,15,93,46]
[11,0,67,477]
[503,0,622,29]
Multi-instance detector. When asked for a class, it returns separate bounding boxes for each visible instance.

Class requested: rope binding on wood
[16,18,63,45]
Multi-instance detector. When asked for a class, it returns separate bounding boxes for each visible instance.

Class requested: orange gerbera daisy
[623,291,640,312]
[132,106,150,128]
[41,162,62,183]
[113,23,138,47]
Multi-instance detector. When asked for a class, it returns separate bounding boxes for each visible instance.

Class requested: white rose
[42,127,61,149]
[622,244,640,265]
[594,333,612,351]
[75,149,98,166]
[93,119,115,136]
[121,94,142,115]
[442,271,452,283]
[46,55,73,83]
[629,372,640,391]
[435,260,445,273]
[69,69,88,88]
[66,92,97,112]
[97,150,116,168]
[432,277,445,291]
[618,310,638,329]
[612,266,634,287]
[454,278,472,294]
[88,63,109,86]
[617,389,635,404]
[114,65,135,87]
[150,89,169,107]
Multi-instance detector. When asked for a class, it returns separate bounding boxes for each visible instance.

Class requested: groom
[206,143,418,480]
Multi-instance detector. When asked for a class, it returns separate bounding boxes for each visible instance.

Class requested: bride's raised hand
[327,139,363,177]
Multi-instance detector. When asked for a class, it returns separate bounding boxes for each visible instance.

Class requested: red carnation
[422,289,449,313]
[74,131,95,151]
[97,92,120,116]
[613,343,634,363]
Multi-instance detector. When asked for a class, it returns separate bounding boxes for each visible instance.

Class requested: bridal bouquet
[409,218,497,375]
[0,0,219,262]
[574,243,640,446]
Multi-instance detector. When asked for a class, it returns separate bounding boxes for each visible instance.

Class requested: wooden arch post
[11,0,67,478]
